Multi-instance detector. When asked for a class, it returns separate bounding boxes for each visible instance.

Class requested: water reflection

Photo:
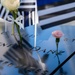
[3,43,50,75]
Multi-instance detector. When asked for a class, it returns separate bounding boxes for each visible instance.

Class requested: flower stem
[56,53,60,65]
[11,10,22,46]
[56,38,64,74]
[56,38,60,65]
[12,23,18,42]
[15,23,22,45]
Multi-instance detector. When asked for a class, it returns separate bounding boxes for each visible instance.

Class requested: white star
[14,15,24,29]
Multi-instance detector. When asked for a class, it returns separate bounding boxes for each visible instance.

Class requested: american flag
[0,4,9,20]
[19,0,39,27]
[0,0,38,47]
[0,0,39,27]
[38,2,75,30]
[19,0,39,47]
[3,37,33,66]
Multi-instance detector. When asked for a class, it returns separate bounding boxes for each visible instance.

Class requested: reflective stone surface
[0,20,75,75]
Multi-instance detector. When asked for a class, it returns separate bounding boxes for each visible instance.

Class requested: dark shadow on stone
[41,54,49,63]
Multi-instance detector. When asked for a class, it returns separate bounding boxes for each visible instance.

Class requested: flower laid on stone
[52,30,64,56]
[52,30,63,38]
[52,30,64,62]
[52,30,65,75]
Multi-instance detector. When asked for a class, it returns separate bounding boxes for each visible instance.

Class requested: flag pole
[29,11,31,26]
[34,0,38,48]
[34,11,37,48]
